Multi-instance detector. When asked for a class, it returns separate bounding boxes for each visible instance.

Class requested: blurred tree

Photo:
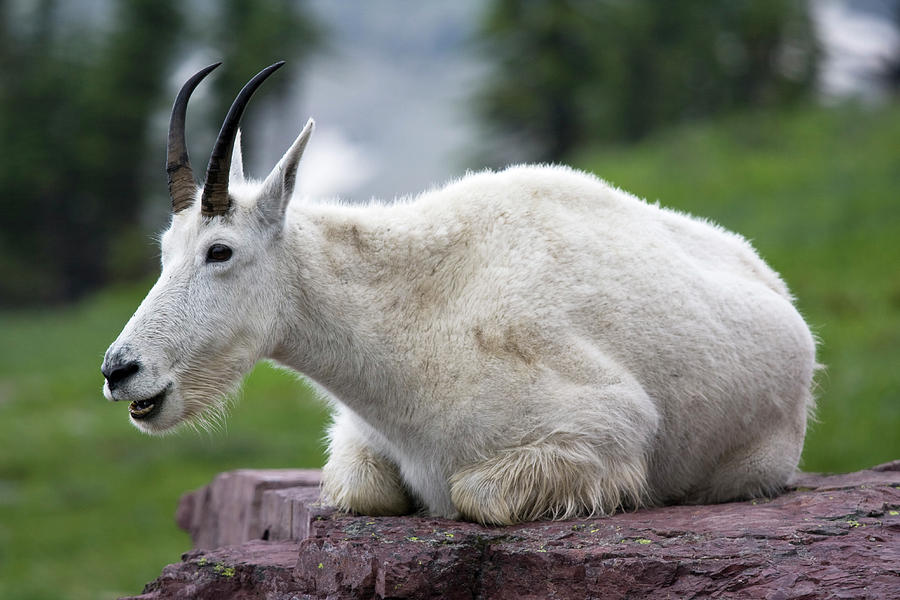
[70,0,187,295]
[0,0,320,307]
[882,2,900,92]
[477,0,819,162]
[0,0,183,305]
[207,0,322,168]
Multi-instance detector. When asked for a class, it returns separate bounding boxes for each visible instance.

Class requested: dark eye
[206,243,232,263]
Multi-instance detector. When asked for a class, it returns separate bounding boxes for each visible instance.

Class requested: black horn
[167,63,222,214]
[201,61,286,218]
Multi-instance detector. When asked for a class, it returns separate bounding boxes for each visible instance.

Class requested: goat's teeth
[129,401,155,417]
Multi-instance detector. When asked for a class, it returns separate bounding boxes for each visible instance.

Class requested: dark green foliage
[0,0,184,306]
[477,0,819,161]
[0,0,321,308]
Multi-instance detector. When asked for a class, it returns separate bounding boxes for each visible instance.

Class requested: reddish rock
[124,461,900,599]
[124,541,302,600]
[176,469,322,549]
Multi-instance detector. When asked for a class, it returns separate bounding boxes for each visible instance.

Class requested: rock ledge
[124,461,900,599]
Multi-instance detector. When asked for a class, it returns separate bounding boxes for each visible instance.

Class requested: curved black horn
[167,62,222,214]
[201,61,286,218]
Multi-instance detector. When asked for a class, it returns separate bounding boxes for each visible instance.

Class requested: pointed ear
[258,118,315,226]
[230,129,245,184]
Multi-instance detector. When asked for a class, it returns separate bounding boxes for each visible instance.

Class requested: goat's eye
[206,244,233,263]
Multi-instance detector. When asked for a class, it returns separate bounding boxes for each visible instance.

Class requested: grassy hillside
[0,103,897,598]
[575,103,900,474]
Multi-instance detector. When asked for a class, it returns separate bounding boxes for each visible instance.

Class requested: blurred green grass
[1,103,898,599]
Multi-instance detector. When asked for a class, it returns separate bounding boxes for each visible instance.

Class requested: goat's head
[101,62,314,434]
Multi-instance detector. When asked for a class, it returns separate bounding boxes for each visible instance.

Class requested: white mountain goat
[102,63,817,525]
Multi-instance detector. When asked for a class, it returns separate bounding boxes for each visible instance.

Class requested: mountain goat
[102,63,817,526]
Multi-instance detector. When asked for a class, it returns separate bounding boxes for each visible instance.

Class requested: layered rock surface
[124,461,900,599]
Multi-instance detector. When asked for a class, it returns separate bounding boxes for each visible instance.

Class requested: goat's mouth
[129,389,167,420]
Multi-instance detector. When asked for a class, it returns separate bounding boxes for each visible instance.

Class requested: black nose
[102,358,141,390]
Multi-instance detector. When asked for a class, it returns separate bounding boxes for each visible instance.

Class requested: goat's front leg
[320,408,413,516]
[448,374,658,526]
[449,431,649,526]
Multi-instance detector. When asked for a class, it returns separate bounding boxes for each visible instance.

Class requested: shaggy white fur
[103,119,817,525]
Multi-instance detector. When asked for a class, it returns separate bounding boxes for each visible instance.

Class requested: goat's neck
[268,205,422,424]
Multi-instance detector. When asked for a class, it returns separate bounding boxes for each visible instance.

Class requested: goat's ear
[230,129,245,184]
[258,118,314,227]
